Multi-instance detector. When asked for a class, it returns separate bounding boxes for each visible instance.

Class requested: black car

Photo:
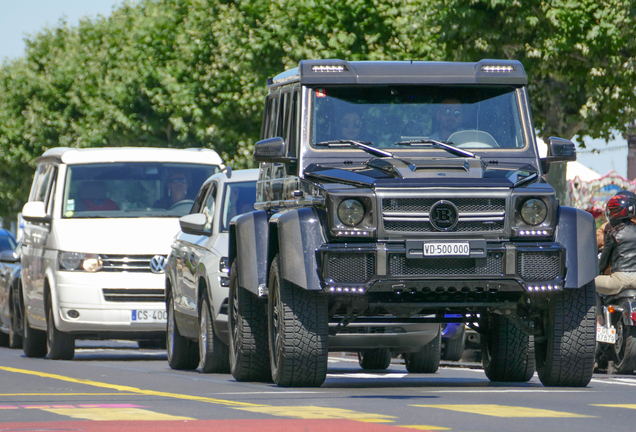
[229,59,597,388]
[0,229,22,348]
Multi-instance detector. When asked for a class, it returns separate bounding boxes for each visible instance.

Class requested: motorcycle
[596,289,636,374]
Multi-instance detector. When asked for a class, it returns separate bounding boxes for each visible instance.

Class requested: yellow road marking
[236,405,395,422]
[0,393,139,396]
[591,404,636,409]
[398,426,451,430]
[41,407,195,421]
[0,366,262,408]
[411,404,593,418]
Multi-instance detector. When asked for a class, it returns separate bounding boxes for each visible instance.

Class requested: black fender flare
[555,206,598,289]
[271,207,326,291]
[229,210,269,296]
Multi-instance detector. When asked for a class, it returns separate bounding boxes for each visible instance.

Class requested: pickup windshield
[310,85,525,150]
[62,162,219,218]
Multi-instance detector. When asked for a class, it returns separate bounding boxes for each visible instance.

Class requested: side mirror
[253,137,296,163]
[179,213,211,236]
[22,201,51,224]
[540,137,576,174]
[0,250,19,263]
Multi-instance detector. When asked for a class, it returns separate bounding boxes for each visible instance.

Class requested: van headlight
[59,251,103,272]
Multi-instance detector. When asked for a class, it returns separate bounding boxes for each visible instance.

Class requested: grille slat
[100,255,162,273]
[326,254,375,283]
[103,288,165,303]
[389,254,503,277]
[518,252,560,281]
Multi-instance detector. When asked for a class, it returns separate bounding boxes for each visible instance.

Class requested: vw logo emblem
[429,200,459,232]
[150,255,167,274]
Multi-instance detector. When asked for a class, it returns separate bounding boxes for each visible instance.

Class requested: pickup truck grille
[389,254,503,277]
[382,197,505,234]
[518,252,561,281]
[325,253,375,283]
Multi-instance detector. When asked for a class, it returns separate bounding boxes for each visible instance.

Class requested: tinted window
[62,162,219,218]
[0,232,16,252]
[220,181,257,231]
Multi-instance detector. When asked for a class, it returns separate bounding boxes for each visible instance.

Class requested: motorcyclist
[597,191,636,250]
[596,193,636,296]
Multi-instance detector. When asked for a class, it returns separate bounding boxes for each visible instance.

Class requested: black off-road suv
[229,59,598,388]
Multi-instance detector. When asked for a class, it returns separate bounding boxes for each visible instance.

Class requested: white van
[20,147,223,360]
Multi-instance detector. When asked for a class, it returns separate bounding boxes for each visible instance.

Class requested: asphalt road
[1,341,635,432]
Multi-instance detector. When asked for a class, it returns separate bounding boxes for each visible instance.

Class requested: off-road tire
[167,292,199,370]
[9,288,22,349]
[358,349,391,370]
[228,262,271,382]
[442,325,466,362]
[613,320,636,374]
[23,310,47,358]
[199,297,230,373]
[46,303,75,360]
[536,282,596,387]
[268,255,328,387]
[481,313,534,382]
[404,329,441,373]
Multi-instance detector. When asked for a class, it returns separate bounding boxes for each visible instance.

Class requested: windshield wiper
[394,139,475,158]
[314,140,393,158]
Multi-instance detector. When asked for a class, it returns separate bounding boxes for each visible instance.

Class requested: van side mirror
[253,137,297,164]
[0,250,19,263]
[540,137,576,174]
[179,213,212,236]
[22,201,51,224]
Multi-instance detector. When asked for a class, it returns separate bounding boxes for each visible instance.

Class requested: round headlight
[59,252,83,271]
[338,199,365,226]
[520,198,547,226]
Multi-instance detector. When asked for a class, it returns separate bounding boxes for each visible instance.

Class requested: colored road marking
[398,427,451,431]
[411,404,593,418]
[236,405,396,422]
[0,393,139,396]
[592,404,636,409]
[41,407,195,421]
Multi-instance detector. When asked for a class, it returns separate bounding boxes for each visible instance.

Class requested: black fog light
[67,310,80,319]
[219,277,230,287]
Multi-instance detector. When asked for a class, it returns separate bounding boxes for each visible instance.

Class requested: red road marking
[0,419,430,431]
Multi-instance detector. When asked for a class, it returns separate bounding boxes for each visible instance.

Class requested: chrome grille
[382,197,506,234]
[389,254,503,277]
[518,252,561,281]
[101,255,162,273]
[326,253,375,283]
[103,288,165,303]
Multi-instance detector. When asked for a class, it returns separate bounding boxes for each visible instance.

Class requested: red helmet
[606,194,636,221]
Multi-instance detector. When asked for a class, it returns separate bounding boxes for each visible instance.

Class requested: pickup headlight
[520,198,547,225]
[59,251,103,272]
[338,199,365,226]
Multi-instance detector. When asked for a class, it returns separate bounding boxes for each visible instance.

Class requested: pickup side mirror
[253,137,297,163]
[540,137,576,174]
[179,213,212,236]
[0,250,19,263]
[22,201,51,224]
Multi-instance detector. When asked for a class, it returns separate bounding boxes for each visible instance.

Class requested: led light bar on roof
[312,65,346,73]
[481,65,515,73]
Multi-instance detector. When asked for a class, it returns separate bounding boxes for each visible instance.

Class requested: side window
[190,183,210,215]
[278,90,291,141]
[267,93,279,139]
[202,183,217,233]
[288,88,299,158]
[30,164,53,203]
[45,167,58,215]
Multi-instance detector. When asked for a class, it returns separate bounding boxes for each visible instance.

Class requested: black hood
[304,157,539,188]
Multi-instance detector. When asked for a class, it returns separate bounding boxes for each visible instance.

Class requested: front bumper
[328,322,439,353]
[318,240,565,295]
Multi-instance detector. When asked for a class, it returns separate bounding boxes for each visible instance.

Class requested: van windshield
[62,162,219,218]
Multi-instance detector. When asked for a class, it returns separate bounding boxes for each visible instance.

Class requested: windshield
[221,181,257,231]
[63,162,219,218]
[310,85,525,150]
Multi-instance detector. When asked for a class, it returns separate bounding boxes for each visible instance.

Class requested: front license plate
[596,325,616,344]
[423,242,470,257]
[131,310,167,323]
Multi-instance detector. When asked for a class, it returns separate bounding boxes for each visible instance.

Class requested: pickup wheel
[404,329,441,373]
[46,303,75,360]
[167,292,199,370]
[228,262,271,382]
[535,282,596,387]
[23,311,47,358]
[442,325,466,362]
[358,349,391,370]
[199,297,230,373]
[481,313,534,382]
[268,255,328,387]
[612,319,636,374]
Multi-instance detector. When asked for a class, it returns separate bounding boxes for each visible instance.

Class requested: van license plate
[423,242,470,257]
[131,310,167,323]
[596,325,616,344]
